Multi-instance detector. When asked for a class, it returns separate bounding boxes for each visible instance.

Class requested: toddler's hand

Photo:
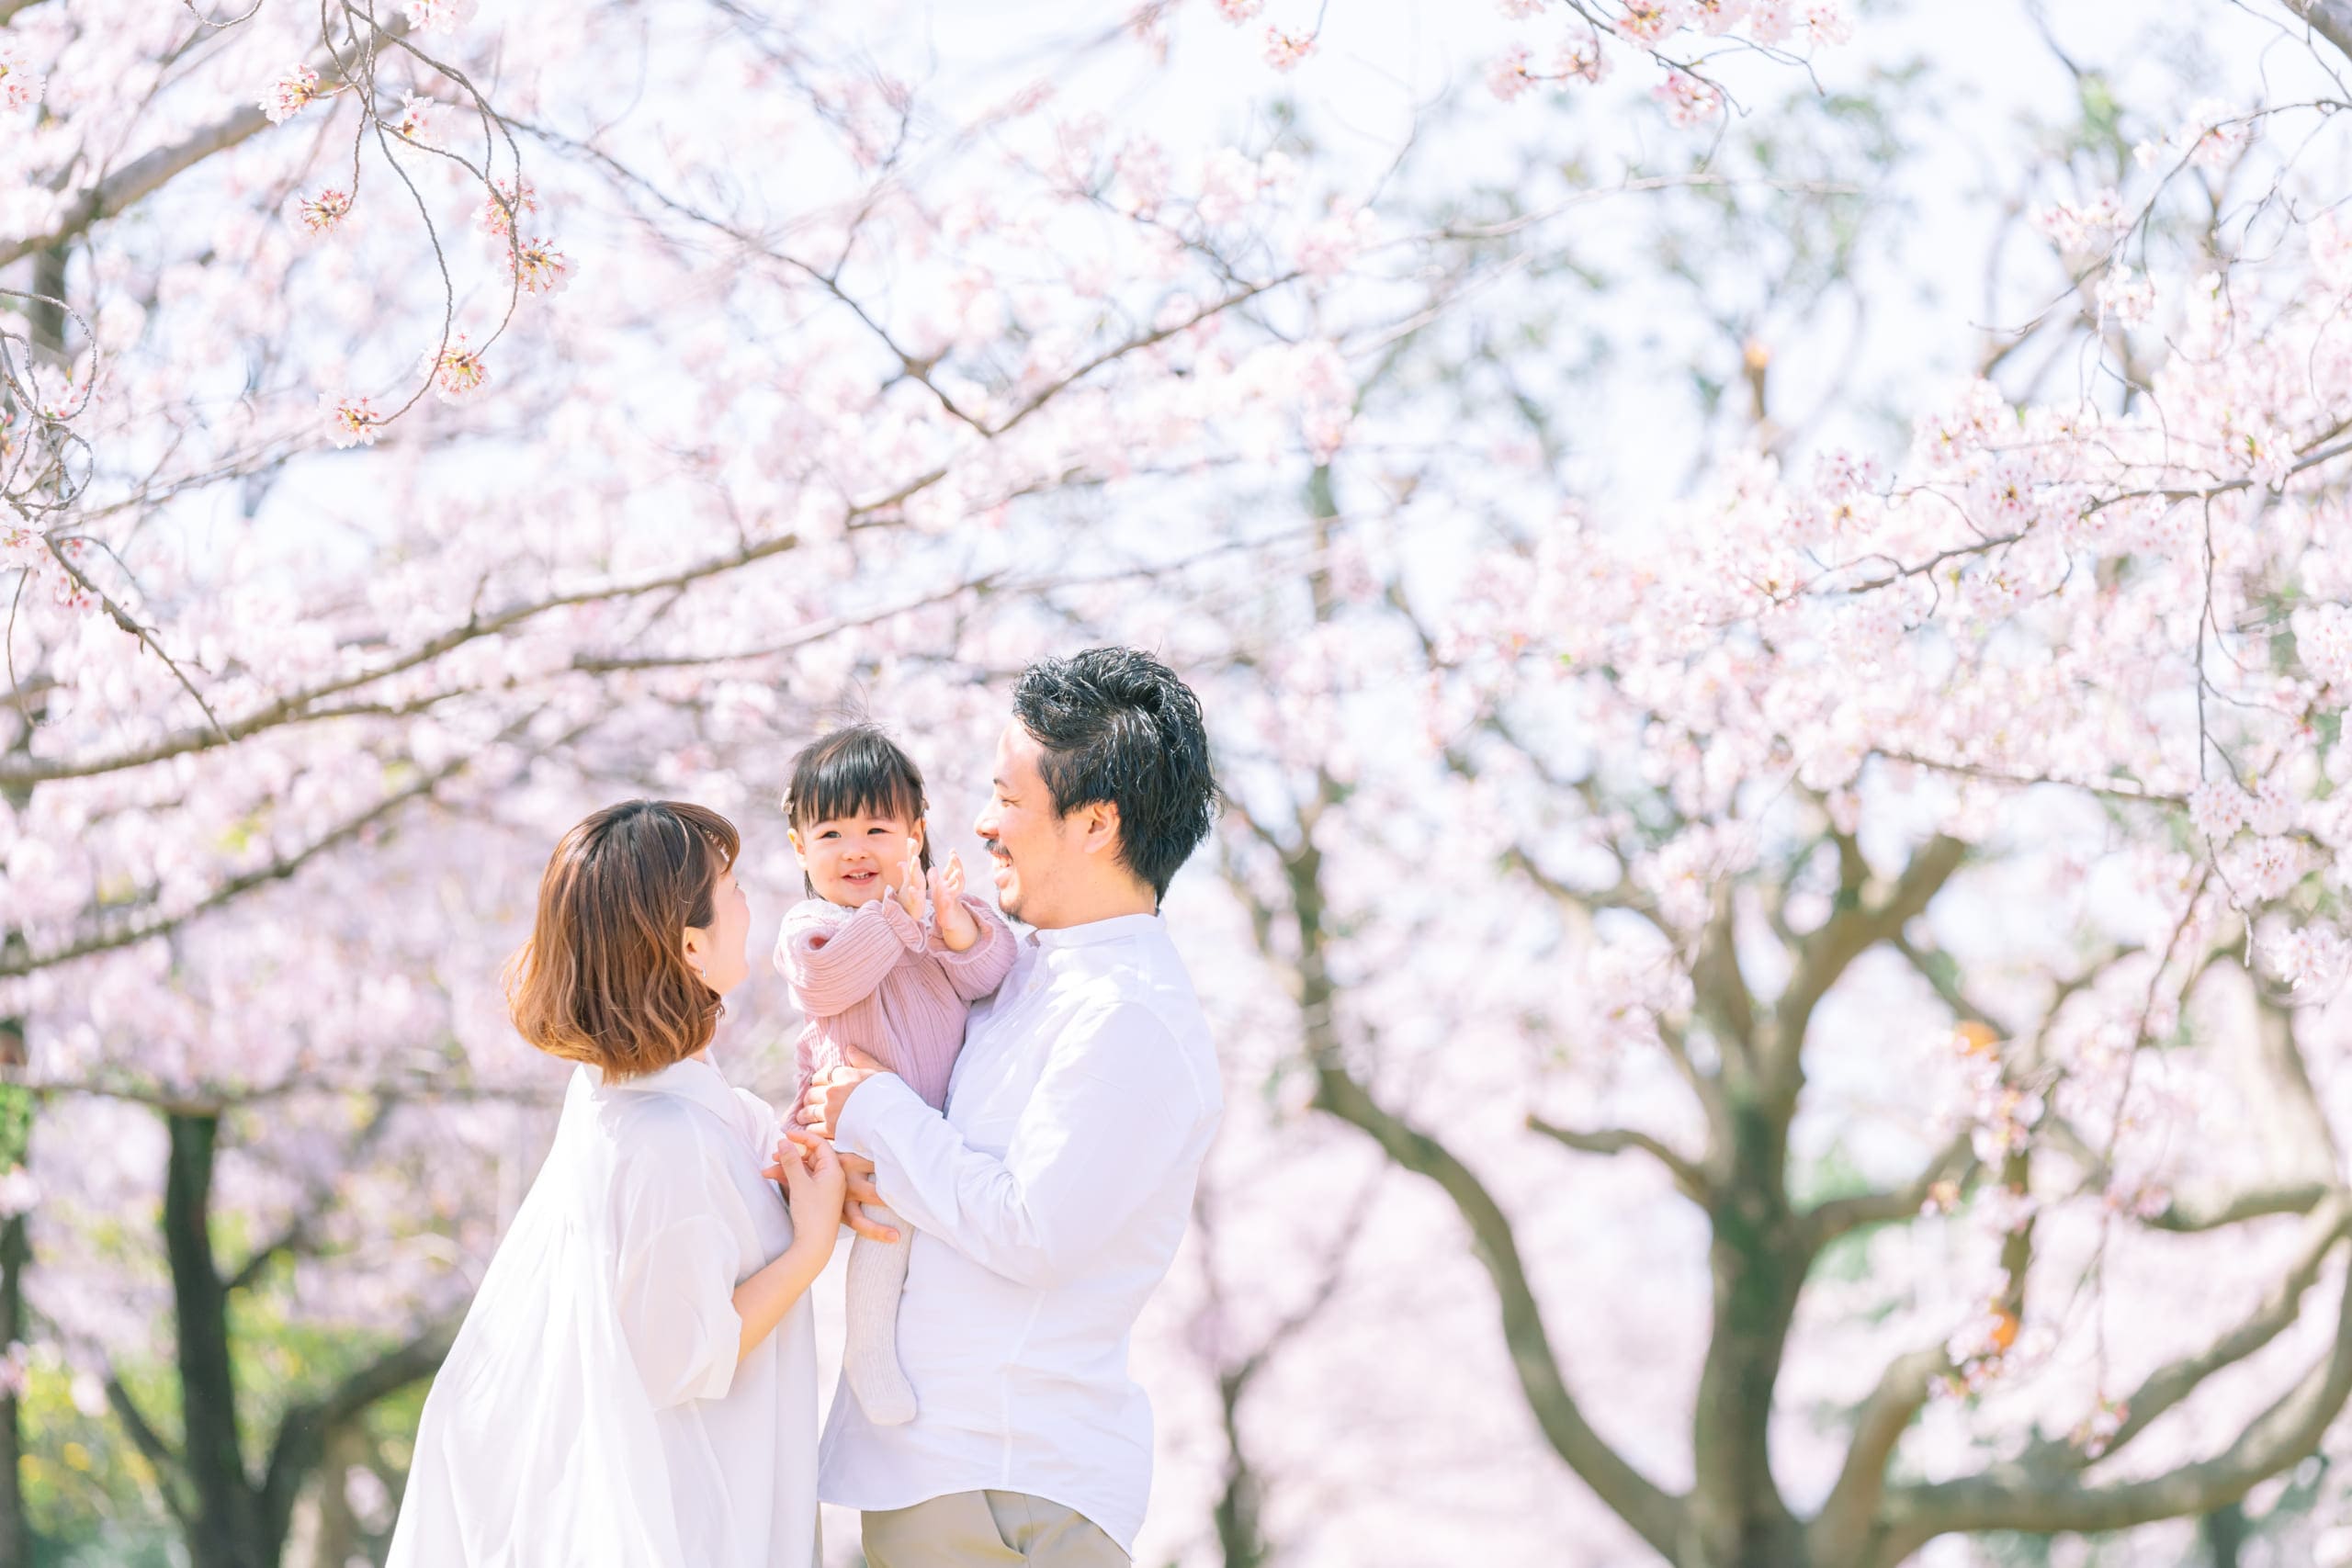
[930,852,979,952]
[886,836,928,923]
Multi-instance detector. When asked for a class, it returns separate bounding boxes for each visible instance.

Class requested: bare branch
[1807,1346,1949,1566]
[1802,1132,1974,1251]
[105,1374,187,1522]
[1528,1113,1711,1205]
[1315,1058,1687,1558]
[1771,835,1968,1100]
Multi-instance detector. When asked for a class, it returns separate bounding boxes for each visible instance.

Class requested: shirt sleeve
[615,1209,744,1408]
[774,898,925,1018]
[611,1110,749,1409]
[833,1003,1204,1289]
[928,896,1017,1003]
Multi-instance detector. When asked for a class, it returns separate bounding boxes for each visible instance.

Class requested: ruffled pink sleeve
[929,896,1017,1004]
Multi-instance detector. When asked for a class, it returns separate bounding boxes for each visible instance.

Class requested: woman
[389,798,843,1568]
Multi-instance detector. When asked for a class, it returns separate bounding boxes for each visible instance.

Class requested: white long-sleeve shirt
[819,911,1221,1552]
[390,1056,819,1568]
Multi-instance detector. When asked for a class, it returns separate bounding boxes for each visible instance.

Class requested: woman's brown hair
[506,799,741,1081]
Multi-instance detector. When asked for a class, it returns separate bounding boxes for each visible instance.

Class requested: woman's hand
[928,852,979,953]
[775,1127,848,1242]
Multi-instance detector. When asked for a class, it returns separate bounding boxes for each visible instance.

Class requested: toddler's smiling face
[791,811,927,908]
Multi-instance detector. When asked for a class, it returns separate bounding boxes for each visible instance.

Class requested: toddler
[775,724,1015,1426]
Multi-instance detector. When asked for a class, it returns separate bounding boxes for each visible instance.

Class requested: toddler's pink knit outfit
[775,891,1015,1423]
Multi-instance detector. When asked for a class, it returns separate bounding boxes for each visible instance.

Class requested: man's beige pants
[861,1490,1128,1566]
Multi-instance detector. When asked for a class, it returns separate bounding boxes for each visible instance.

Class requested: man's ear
[1079,800,1122,856]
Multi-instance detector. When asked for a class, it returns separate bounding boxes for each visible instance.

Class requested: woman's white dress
[388,1055,817,1568]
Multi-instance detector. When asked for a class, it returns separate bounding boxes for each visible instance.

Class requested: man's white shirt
[820,910,1222,1552]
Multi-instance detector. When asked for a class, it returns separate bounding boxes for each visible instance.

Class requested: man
[799,647,1224,1568]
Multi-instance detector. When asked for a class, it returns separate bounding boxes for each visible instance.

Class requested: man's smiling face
[974,721,1074,927]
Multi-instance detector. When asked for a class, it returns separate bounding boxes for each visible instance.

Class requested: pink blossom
[1804,0,1852,44]
[1487,45,1537,102]
[1654,70,1724,128]
[2295,602,2352,687]
[260,65,324,125]
[511,237,574,297]
[0,1168,36,1219]
[2268,923,2347,991]
[1215,0,1262,20]
[295,187,354,237]
[2239,835,2302,900]
[321,391,382,449]
[1262,28,1316,71]
[477,178,538,242]
[1496,0,1544,15]
[403,0,478,33]
[1293,204,1376,279]
[2030,190,2128,254]
[2098,265,2155,327]
[1691,0,1748,36]
[393,91,436,141]
[1746,0,1795,43]
[0,39,43,113]
[1557,32,1611,84]
[2183,98,2253,171]
[420,333,491,405]
[2188,780,2249,840]
[1616,1,1690,43]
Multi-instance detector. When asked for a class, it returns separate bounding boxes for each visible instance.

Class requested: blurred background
[6,0,2352,1563]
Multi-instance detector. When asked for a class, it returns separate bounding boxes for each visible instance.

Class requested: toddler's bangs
[785,724,929,829]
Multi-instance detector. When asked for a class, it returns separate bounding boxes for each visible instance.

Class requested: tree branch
[1802,1132,1974,1252]
[1872,1220,2352,1562]
[2282,1,2352,65]
[105,1374,187,1523]
[1771,836,1967,1100]
[1807,1345,1949,1566]
[0,753,459,976]
[0,18,411,272]
[2031,1192,2351,1471]
[260,1317,457,1552]
[1315,1059,1686,1558]
[1528,1113,1712,1205]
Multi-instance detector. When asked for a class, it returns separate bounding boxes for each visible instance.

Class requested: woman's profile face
[686,864,753,996]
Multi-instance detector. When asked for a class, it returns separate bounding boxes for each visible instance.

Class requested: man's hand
[836,1151,898,1243]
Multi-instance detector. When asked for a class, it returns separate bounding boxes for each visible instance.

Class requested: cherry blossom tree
[1145,4,2352,1565]
[21,0,2352,1565]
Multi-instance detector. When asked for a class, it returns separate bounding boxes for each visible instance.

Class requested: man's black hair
[1012,647,1218,900]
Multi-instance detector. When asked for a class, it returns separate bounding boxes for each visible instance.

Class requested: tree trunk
[165,1112,273,1568]
[0,681,36,1567]
[1211,1371,1267,1568]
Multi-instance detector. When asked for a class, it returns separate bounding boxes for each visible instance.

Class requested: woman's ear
[682,923,710,979]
